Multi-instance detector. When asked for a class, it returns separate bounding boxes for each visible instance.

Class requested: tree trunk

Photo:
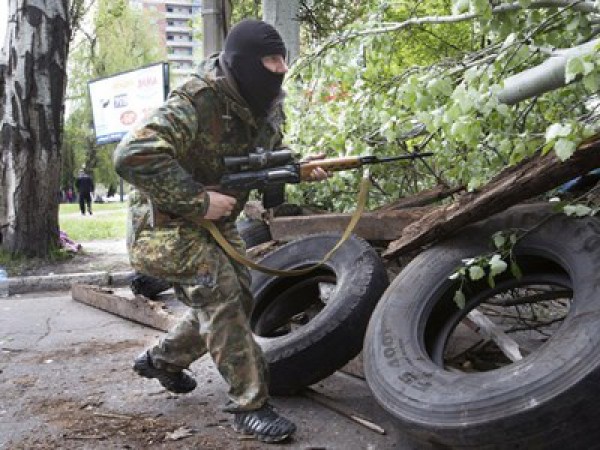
[0,0,71,257]
[262,0,300,64]
[202,0,230,57]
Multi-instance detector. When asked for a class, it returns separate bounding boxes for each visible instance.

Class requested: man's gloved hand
[205,191,237,220]
[301,153,329,181]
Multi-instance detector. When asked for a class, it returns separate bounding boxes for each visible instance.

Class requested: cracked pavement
[0,291,423,449]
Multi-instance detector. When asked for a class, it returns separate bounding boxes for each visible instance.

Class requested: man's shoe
[133,351,196,394]
[232,404,296,443]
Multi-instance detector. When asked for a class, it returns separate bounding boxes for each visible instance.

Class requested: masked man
[114,19,326,443]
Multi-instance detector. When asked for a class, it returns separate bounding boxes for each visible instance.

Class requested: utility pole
[201,0,230,57]
[262,0,300,64]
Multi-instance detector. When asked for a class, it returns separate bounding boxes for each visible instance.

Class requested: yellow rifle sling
[200,175,371,277]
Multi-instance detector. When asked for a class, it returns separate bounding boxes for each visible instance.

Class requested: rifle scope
[223,148,294,172]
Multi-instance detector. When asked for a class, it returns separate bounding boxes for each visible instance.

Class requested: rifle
[218,148,434,208]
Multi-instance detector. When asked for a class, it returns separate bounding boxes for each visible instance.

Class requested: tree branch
[301,0,597,63]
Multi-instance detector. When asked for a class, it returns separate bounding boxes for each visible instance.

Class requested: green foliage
[449,230,522,308]
[229,0,262,22]
[284,1,599,211]
[59,202,127,241]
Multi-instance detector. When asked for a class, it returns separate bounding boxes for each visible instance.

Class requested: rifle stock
[299,157,363,180]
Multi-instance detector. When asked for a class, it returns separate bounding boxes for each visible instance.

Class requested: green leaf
[541,142,555,156]
[510,261,523,279]
[492,233,506,249]
[565,57,585,83]
[583,73,600,92]
[554,139,577,161]
[489,254,508,276]
[452,0,470,15]
[453,290,466,309]
[487,273,496,288]
[564,204,593,217]
[469,265,486,281]
[545,123,572,142]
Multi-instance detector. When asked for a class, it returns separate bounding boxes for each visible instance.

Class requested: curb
[6,270,135,295]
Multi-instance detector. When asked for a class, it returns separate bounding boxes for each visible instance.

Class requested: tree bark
[0,0,72,257]
[262,0,300,63]
[497,38,600,105]
[382,136,600,258]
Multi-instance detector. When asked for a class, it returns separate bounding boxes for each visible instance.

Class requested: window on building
[167,34,174,40]
[167,6,173,12]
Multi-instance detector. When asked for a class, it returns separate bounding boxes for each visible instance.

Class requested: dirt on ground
[1,291,404,450]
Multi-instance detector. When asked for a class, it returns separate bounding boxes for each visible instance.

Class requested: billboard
[88,62,169,145]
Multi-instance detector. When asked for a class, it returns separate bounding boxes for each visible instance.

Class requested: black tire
[237,219,272,248]
[364,203,600,449]
[250,233,389,395]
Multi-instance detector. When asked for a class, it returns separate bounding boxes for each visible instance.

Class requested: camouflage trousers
[139,227,269,412]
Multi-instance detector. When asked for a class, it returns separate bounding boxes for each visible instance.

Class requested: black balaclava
[222,19,287,117]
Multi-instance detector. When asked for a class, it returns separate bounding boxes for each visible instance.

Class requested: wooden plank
[465,309,523,362]
[269,207,431,242]
[71,284,178,331]
[340,352,365,379]
[383,137,600,258]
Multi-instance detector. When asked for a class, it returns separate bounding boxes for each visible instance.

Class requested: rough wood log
[269,207,431,242]
[375,184,464,210]
[383,138,600,258]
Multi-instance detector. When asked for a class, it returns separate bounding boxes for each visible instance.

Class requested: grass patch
[0,202,128,276]
[60,201,127,242]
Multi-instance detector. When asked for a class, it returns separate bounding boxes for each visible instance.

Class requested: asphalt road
[0,290,426,449]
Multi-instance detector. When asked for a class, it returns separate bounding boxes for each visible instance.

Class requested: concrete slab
[0,291,425,449]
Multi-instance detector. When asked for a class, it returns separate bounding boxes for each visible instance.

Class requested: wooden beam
[383,137,600,258]
[269,207,430,242]
[71,284,178,331]
[465,309,523,362]
[374,184,464,210]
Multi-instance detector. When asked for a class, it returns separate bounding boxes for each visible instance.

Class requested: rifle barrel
[362,152,434,164]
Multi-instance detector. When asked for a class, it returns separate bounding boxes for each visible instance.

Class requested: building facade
[130,0,202,83]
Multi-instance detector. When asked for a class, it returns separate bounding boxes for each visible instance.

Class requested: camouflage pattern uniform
[114,53,284,411]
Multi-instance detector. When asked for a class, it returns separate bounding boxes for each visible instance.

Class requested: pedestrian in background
[75,167,94,215]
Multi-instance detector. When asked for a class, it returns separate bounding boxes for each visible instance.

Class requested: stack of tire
[130,219,390,396]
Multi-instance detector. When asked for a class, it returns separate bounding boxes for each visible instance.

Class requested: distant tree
[0,0,88,257]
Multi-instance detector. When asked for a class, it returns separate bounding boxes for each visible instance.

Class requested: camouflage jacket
[113,54,284,281]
